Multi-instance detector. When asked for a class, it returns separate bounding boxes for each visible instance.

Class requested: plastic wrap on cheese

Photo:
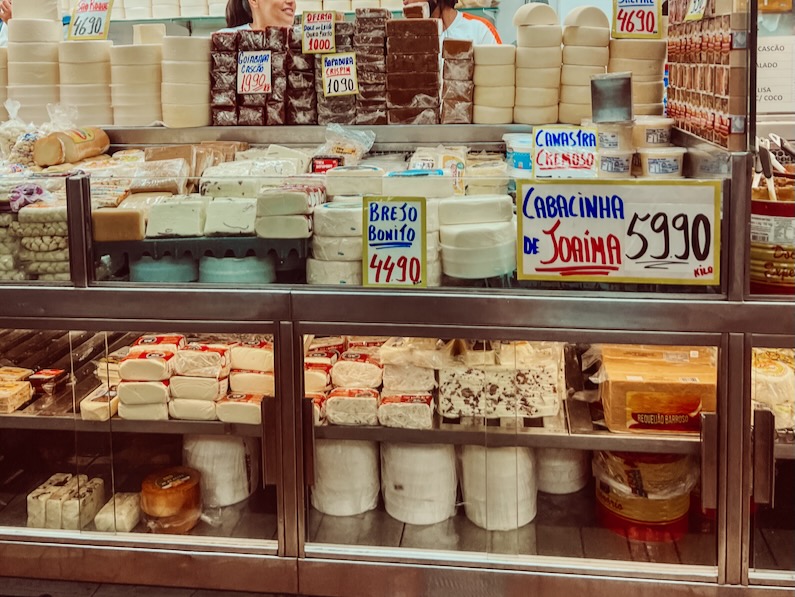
[537,448,591,495]
[62,478,105,531]
[183,435,258,507]
[27,473,72,528]
[168,399,218,421]
[216,392,263,424]
[378,391,433,429]
[174,343,231,378]
[129,334,186,355]
[382,364,436,392]
[200,160,299,197]
[94,493,141,533]
[311,439,379,516]
[305,356,332,393]
[169,376,228,401]
[331,349,382,389]
[438,367,485,417]
[380,337,456,369]
[119,350,175,382]
[324,387,379,426]
[752,348,795,430]
[117,381,170,405]
[229,370,275,396]
[118,402,169,421]
[80,385,119,421]
[346,336,389,348]
[308,336,346,358]
[230,340,274,372]
[460,340,497,366]
[308,392,326,426]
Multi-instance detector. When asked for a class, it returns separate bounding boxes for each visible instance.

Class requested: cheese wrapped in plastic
[80,385,119,421]
[168,399,218,421]
[378,391,433,429]
[94,493,141,533]
[27,473,73,528]
[382,364,436,392]
[311,439,379,516]
[129,334,186,355]
[169,376,228,401]
[216,392,263,424]
[174,343,231,378]
[62,478,105,531]
[118,350,175,382]
[309,392,326,426]
[324,387,379,426]
[118,381,170,405]
[118,402,169,420]
[330,349,382,389]
[230,340,274,372]
[379,337,456,369]
[305,356,332,393]
[438,367,485,417]
[752,348,795,430]
[183,435,259,507]
[229,370,275,396]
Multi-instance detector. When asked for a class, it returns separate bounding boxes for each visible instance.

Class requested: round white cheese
[8,19,62,43]
[113,105,163,126]
[513,105,558,125]
[563,46,609,67]
[313,203,363,237]
[512,2,558,26]
[112,65,162,85]
[124,0,155,8]
[133,24,167,45]
[473,44,516,66]
[438,195,513,226]
[473,86,515,108]
[15,0,61,20]
[161,82,210,105]
[440,220,514,248]
[472,105,513,124]
[124,6,153,18]
[564,6,609,28]
[516,46,562,69]
[558,102,592,124]
[112,86,161,106]
[312,235,363,262]
[514,87,559,107]
[75,105,114,126]
[563,25,610,47]
[162,36,212,61]
[610,38,667,60]
[515,67,561,88]
[181,6,209,16]
[561,64,605,85]
[0,47,6,65]
[8,85,59,104]
[60,83,111,103]
[516,24,562,48]
[306,258,362,285]
[152,5,181,17]
[473,64,514,87]
[8,61,59,85]
[60,62,111,84]
[162,61,211,84]
[9,42,59,63]
[441,239,516,278]
[59,41,112,64]
[608,58,665,76]
[560,84,591,105]
[633,102,665,116]
[162,103,211,128]
[110,44,163,66]
[632,80,665,103]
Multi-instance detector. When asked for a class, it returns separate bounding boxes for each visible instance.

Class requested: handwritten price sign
[237,51,272,94]
[533,125,599,179]
[302,11,336,54]
[363,197,427,288]
[322,52,358,97]
[68,0,113,40]
[517,179,722,285]
[612,0,662,38]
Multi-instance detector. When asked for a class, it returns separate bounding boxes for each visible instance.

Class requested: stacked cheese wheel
[309,201,365,286]
[7,19,62,125]
[472,45,516,124]
[59,41,113,126]
[180,0,208,17]
[161,36,211,128]
[133,23,166,45]
[608,39,668,116]
[512,3,561,125]
[0,49,7,120]
[124,0,153,19]
[111,0,126,19]
[208,0,226,16]
[111,44,162,126]
[559,6,611,125]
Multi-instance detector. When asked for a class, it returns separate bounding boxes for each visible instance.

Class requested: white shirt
[0,23,7,47]
[442,11,500,45]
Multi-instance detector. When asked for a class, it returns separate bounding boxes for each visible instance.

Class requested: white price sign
[533,125,599,179]
[302,11,336,54]
[68,0,113,40]
[237,51,272,94]
[321,52,358,97]
[612,0,663,38]
[517,179,722,285]
[757,36,795,114]
[363,197,427,288]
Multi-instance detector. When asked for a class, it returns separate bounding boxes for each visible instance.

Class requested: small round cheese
[60,62,111,84]
[181,6,209,16]
[632,80,665,103]
[512,2,558,26]
[8,61,59,85]
[633,102,665,116]
[8,42,58,63]
[608,58,665,76]
[161,82,211,105]
[162,104,211,128]
[124,6,153,18]
[473,64,514,86]
[110,44,162,66]
[564,6,609,28]
[112,65,162,85]
[610,39,668,60]
[558,102,592,124]
[162,36,213,61]
[472,105,513,124]
[162,61,211,84]
[8,85,58,103]
[140,466,201,526]
[563,46,609,67]
[513,105,558,125]
[113,105,163,126]
[8,18,62,43]
[563,26,610,47]
[561,64,605,85]
[75,105,114,126]
[514,87,560,107]
[516,24,562,48]
[516,46,562,68]
[560,84,591,105]
[59,41,112,64]
[473,86,516,108]
[515,67,561,88]
[60,84,112,103]
[473,44,516,66]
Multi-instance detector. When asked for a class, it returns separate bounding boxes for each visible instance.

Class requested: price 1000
[307,38,332,52]
[326,77,355,95]
[72,14,104,36]
[626,211,711,261]
[616,8,657,33]
[369,254,421,284]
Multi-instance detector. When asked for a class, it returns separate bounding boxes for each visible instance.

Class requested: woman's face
[249,0,295,28]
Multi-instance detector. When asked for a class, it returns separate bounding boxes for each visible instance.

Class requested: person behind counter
[407,0,501,44]
[226,0,295,29]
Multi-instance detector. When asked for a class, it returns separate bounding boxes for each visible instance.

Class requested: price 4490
[615,8,658,34]
[369,254,422,285]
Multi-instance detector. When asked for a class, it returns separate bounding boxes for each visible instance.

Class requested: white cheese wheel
[8,42,58,63]
[515,67,561,88]
[563,46,609,66]
[472,105,513,124]
[113,105,163,126]
[513,105,558,125]
[473,86,515,108]
[60,62,111,84]
[8,62,59,85]
[514,87,559,107]
[516,25,562,48]
[75,106,114,126]
[563,26,610,47]
[7,84,58,102]
[162,36,212,61]
[512,2,558,26]
[162,61,211,84]
[473,64,514,86]
[60,84,111,103]
[124,6,153,18]
[112,65,162,84]
[152,5,181,17]
[561,64,605,86]
[560,84,591,105]
[162,103,211,128]
[110,45,162,66]
[558,102,592,124]
[313,203,363,237]
[312,235,363,261]
[633,80,665,103]
[124,0,154,8]
[608,58,665,76]
[633,102,665,115]
[112,87,161,106]
[441,221,514,248]
[306,258,362,285]
[133,24,166,45]
[59,41,112,63]
[610,39,667,60]
[516,47,562,69]
[0,47,6,65]
[8,19,62,43]
[161,82,210,105]
[181,6,209,16]
[473,44,516,66]
[15,0,61,20]
[564,6,609,28]
[438,195,513,225]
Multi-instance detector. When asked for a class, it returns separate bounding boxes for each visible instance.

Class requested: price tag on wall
[757,36,795,114]
[363,197,427,288]
[612,0,663,38]
[302,11,336,54]
[68,0,114,40]
[684,0,708,21]
[321,53,359,97]
[532,125,599,179]
[517,180,721,285]
[237,51,272,94]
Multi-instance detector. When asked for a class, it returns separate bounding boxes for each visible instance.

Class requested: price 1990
[326,77,355,95]
[627,211,711,261]
[239,73,270,93]
[72,14,104,36]
[615,8,657,33]
[369,254,421,285]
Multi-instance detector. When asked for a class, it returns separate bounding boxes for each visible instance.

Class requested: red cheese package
[211,52,236,73]
[387,71,440,90]
[386,89,440,109]
[212,107,238,126]
[211,71,236,91]
[387,52,439,73]
[386,36,441,55]
[386,18,441,38]
[287,51,315,72]
[442,38,473,60]
[443,59,474,81]
[442,79,474,101]
[266,101,286,125]
[264,26,288,51]
[211,89,236,107]
[238,106,266,126]
[441,99,473,124]
[238,29,265,51]
[212,31,238,52]
[387,107,439,125]
[288,70,315,90]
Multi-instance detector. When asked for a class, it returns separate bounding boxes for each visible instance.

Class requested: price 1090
[615,8,657,34]
[369,254,422,285]
[326,77,355,95]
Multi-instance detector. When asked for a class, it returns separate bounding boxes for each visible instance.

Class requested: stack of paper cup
[608,39,667,116]
[559,6,610,125]
[7,18,62,124]
[59,41,113,126]
[161,36,211,128]
[123,0,153,19]
[472,45,515,124]
[111,44,163,125]
[180,0,209,17]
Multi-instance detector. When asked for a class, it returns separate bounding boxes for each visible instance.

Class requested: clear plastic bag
[315,123,375,166]
[0,100,34,159]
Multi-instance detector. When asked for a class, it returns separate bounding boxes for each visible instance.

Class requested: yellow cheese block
[92,208,145,242]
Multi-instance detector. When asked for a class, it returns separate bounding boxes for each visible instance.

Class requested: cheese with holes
[512,2,558,26]
[118,402,169,420]
[609,39,667,60]
[608,58,665,76]
[378,391,433,429]
[563,26,610,47]
[230,340,274,373]
[515,68,561,89]
[62,478,105,531]
[515,87,560,107]
[516,25,562,48]
[8,19,62,42]
[563,46,609,67]
[170,376,228,401]
[216,393,263,424]
[516,47,563,69]
[473,65,514,87]
[325,387,379,426]
[229,370,275,396]
[80,385,119,421]
[169,399,218,421]
[473,45,515,65]
[438,195,513,225]
[119,350,175,382]
[117,381,170,405]
[94,493,141,533]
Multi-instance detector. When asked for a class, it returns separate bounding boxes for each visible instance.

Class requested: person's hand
[0,0,12,24]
